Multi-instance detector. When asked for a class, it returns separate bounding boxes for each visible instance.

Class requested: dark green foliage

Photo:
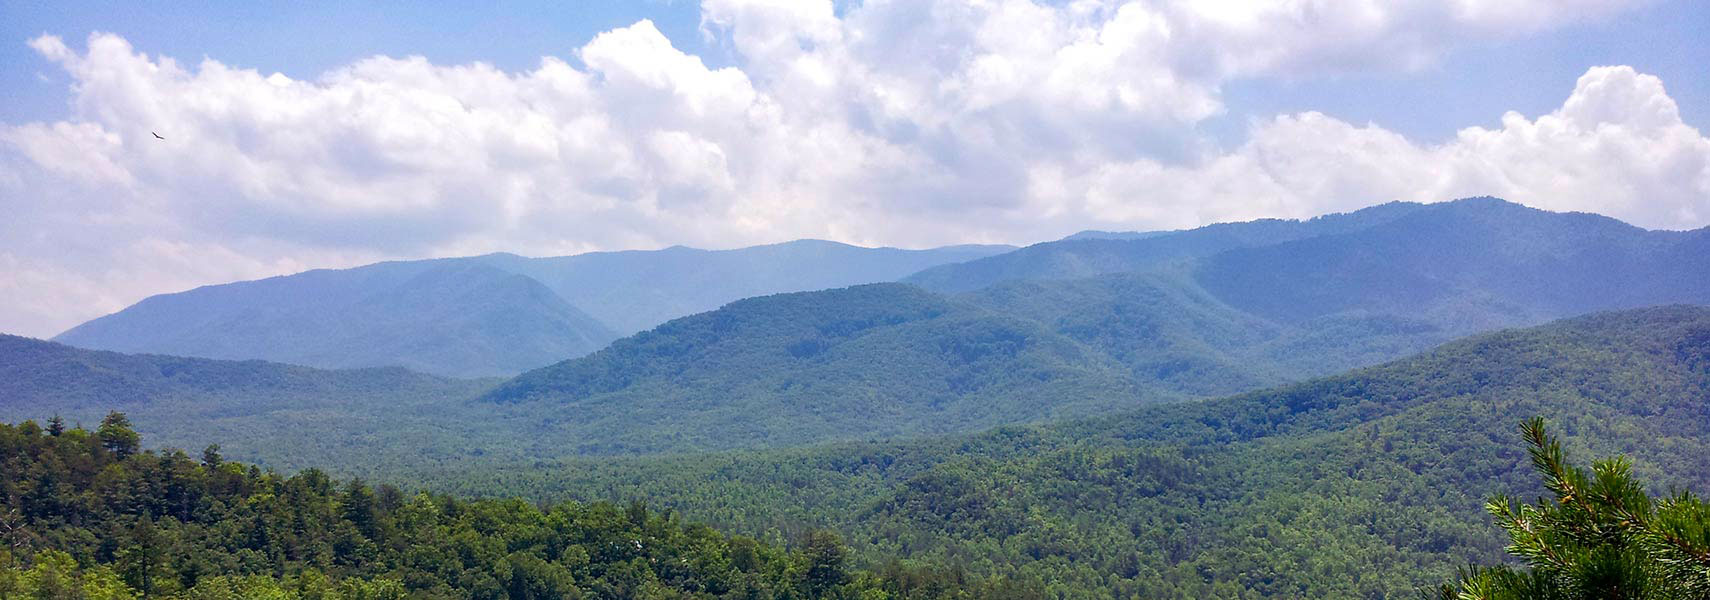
[426,306,1710,598]
[0,419,1019,599]
[1430,419,1710,600]
[97,412,139,459]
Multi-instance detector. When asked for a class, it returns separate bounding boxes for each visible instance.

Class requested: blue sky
[5,0,1704,144]
[2,0,1709,337]
[2,1,715,122]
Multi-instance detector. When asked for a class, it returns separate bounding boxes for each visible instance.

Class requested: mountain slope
[484,283,1142,454]
[55,261,616,378]
[959,272,1292,396]
[1194,197,1710,329]
[44,198,1709,460]
[53,241,1012,376]
[904,200,1430,293]
[0,334,497,471]
[435,305,1710,598]
[470,200,1710,456]
[480,239,1015,334]
[921,198,1710,384]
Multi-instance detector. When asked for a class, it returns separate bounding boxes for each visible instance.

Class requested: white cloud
[1058,65,1710,230]
[0,0,1700,338]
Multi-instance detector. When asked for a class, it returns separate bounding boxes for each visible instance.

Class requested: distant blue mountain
[476,240,1015,334]
[1059,229,1170,241]
[55,261,615,378]
[906,201,1430,293]
[53,240,1013,377]
[476,198,1710,454]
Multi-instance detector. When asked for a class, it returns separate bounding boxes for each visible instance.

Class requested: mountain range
[10,197,1710,462]
[52,240,1012,377]
[434,304,1710,597]
[7,196,1710,596]
[476,198,1710,453]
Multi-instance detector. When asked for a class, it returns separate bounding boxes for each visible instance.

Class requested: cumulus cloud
[0,0,1702,338]
[1061,65,1710,229]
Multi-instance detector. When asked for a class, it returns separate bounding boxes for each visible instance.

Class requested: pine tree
[1430,418,1710,599]
[798,529,851,596]
[98,412,140,460]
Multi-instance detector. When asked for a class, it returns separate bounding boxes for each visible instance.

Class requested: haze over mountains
[52,241,1012,377]
[52,197,1710,384]
[12,197,1710,460]
[7,197,1710,597]
[476,198,1710,452]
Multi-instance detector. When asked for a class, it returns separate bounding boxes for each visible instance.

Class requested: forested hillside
[1194,198,1710,327]
[482,241,1015,334]
[0,334,498,473]
[428,306,1710,598]
[0,417,1026,599]
[910,199,1710,335]
[960,272,1450,395]
[483,199,1710,455]
[9,295,1710,596]
[52,241,1011,377]
[54,261,618,378]
[484,284,1141,454]
[16,200,1710,466]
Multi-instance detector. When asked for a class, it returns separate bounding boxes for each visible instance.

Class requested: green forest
[424,306,1710,598]
[8,306,1710,598]
[5,200,1710,599]
[0,414,1052,599]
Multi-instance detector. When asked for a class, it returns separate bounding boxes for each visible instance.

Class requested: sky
[1,0,1708,338]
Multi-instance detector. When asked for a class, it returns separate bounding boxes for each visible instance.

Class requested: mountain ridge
[51,240,1014,377]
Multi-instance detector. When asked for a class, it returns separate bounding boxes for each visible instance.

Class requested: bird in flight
[152,132,165,140]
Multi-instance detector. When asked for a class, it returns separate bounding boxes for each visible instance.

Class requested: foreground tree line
[0,413,1041,599]
[2,412,1706,599]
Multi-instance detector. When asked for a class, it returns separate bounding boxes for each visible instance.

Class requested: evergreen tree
[1431,418,1710,600]
[199,445,221,469]
[118,518,170,599]
[798,529,851,596]
[98,412,140,460]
